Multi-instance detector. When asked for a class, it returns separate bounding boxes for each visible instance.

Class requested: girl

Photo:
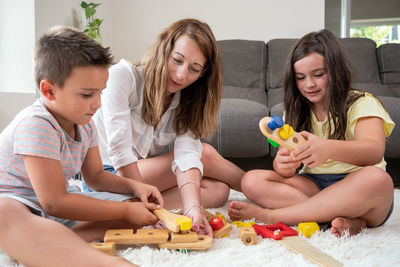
[92,19,244,237]
[228,29,394,237]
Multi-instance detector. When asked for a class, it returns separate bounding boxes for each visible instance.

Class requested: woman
[92,18,244,236]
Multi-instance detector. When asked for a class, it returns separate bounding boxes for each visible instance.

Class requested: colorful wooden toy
[153,208,192,233]
[101,228,212,251]
[239,227,257,246]
[253,222,343,267]
[203,209,232,238]
[259,115,306,150]
[298,222,320,238]
[91,209,214,255]
[209,217,224,230]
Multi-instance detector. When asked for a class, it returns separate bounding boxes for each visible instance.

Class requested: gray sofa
[207,38,400,186]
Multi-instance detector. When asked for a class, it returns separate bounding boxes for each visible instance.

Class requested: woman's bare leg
[137,144,242,208]
[201,143,245,192]
[0,197,136,267]
[229,166,393,236]
[160,178,230,210]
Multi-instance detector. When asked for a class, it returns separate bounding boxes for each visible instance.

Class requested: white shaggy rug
[1,189,400,267]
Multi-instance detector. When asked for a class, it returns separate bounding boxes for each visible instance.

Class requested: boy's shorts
[1,185,133,228]
[299,172,394,226]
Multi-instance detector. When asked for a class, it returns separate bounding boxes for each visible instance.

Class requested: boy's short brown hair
[34,25,113,88]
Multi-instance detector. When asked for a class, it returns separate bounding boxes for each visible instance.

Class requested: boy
[0,26,163,267]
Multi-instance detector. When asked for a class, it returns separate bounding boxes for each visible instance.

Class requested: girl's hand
[184,206,213,237]
[274,147,301,175]
[130,181,164,207]
[293,131,330,168]
[125,202,160,226]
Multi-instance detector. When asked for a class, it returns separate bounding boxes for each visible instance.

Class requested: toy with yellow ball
[298,222,320,238]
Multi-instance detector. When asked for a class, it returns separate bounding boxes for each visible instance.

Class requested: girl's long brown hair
[142,18,222,139]
[283,29,363,140]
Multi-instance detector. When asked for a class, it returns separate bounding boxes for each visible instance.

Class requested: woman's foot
[228,201,273,223]
[330,217,366,237]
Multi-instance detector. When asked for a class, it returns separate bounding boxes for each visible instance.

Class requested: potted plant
[80,1,103,44]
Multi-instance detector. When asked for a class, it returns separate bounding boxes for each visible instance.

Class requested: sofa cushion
[378,96,400,158]
[207,98,269,158]
[222,85,267,106]
[353,82,394,97]
[266,39,298,90]
[377,43,400,84]
[339,38,381,84]
[218,40,266,89]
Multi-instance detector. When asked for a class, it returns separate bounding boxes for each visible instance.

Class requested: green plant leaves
[80,1,102,44]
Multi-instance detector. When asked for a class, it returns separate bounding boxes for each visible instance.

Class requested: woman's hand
[274,147,301,177]
[130,180,164,207]
[184,206,213,237]
[292,131,330,168]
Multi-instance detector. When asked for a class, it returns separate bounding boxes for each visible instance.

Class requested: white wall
[0,0,324,131]
[111,0,324,62]
[0,0,35,93]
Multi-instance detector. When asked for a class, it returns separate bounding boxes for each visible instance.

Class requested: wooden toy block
[104,229,169,244]
[100,228,212,251]
[259,116,306,150]
[240,227,257,245]
[253,223,342,267]
[202,209,232,238]
[213,221,232,238]
[90,242,116,256]
[169,231,198,243]
[154,208,192,233]
[158,234,213,250]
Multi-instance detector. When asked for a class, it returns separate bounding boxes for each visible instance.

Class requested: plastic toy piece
[209,217,224,230]
[259,116,306,150]
[298,222,320,238]
[240,227,257,246]
[279,124,294,140]
[253,222,298,240]
[90,242,116,256]
[232,221,255,228]
[268,115,284,130]
[154,208,192,233]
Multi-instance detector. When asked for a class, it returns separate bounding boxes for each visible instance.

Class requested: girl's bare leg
[0,197,136,267]
[229,166,393,236]
[240,169,320,208]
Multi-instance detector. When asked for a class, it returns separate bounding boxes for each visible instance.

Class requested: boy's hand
[130,181,164,207]
[125,202,160,226]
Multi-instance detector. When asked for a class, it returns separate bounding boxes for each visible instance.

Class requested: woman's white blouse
[93,59,203,175]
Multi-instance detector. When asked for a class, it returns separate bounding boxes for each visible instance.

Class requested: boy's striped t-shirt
[0,98,97,198]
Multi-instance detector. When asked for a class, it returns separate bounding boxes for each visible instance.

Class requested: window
[350,18,400,46]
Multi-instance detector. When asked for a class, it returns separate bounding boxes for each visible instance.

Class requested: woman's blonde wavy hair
[141,18,222,139]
